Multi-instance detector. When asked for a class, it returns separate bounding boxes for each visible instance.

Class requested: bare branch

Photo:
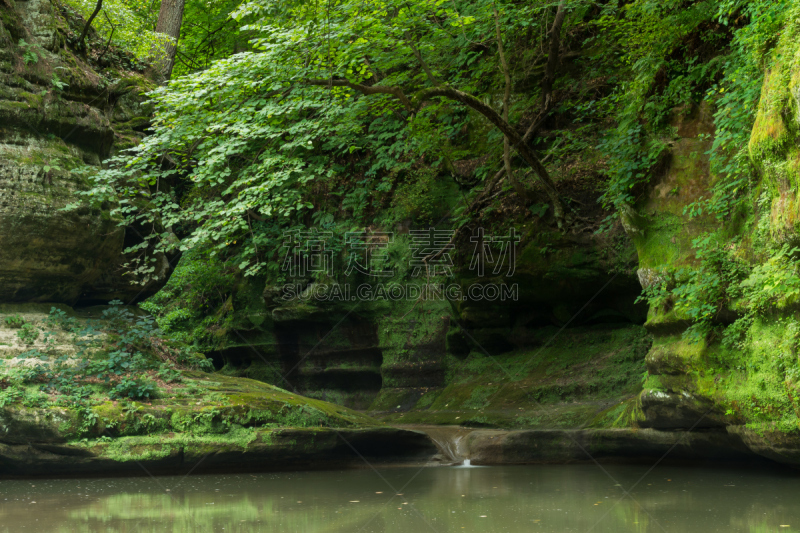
[406,35,441,86]
[494,3,529,202]
[98,9,115,62]
[247,209,267,222]
[364,57,380,83]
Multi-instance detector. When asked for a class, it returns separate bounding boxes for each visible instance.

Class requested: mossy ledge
[0,371,437,477]
[0,427,437,477]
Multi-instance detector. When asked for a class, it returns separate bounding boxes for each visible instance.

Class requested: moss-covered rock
[624,17,800,465]
[0,427,437,477]
[626,103,721,275]
[0,303,437,475]
[375,324,651,429]
[0,0,167,305]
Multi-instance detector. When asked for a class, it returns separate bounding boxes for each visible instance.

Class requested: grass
[374,323,651,429]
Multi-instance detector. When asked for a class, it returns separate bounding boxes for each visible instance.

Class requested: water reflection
[0,464,797,532]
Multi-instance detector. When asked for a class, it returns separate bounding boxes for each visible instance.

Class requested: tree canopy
[72,0,791,285]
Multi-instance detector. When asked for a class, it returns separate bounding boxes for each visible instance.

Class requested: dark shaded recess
[297,345,384,392]
[298,370,382,393]
[452,268,648,356]
[382,363,445,388]
[40,115,115,157]
[206,344,285,373]
[277,320,386,395]
[305,345,383,362]
[276,325,301,388]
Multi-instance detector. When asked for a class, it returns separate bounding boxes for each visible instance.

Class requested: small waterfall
[430,433,464,462]
[411,426,473,465]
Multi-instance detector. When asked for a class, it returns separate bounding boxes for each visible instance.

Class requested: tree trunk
[540,0,567,109]
[153,0,185,81]
[77,0,103,54]
[493,4,529,202]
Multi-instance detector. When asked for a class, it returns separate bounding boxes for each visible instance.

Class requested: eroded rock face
[628,46,800,462]
[0,0,163,304]
[0,146,123,303]
[638,390,727,430]
[463,428,756,465]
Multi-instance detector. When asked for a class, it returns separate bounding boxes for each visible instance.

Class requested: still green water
[0,464,797,532]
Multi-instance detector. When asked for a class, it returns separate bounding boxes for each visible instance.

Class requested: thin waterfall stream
[405,426,475,465]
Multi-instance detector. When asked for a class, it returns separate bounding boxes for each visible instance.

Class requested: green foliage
[595,0,789,216]
[4,314,25,328]
[13,302,211,406]
[18,39,39,65]
[71,0,593,282]
[62,0,166,63]
[630,1,796,353]
[111,377,157,400]
[685,0,790,221]
[275,405,334,428]
[16,323,40,345]
[669,234,749,341]
[598,122,669,212]
[51,74,68,92]
[52,0,800,438]
[172,0,245,76]
[0,387,22,408]
[645,218,800,358]
[156,362,183,383]
[391,168,455,224]
[58,0,244,72]
[740,245,800,311]
[594,0,722,211]
[140,249,237,350]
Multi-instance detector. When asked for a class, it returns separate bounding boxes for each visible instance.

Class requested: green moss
[369,388,422,411]
[219,360,282,386]
[749,63,797,168]
[461,385,498,409]
[645,334,705,374]
[140,250,285,362]
[0,364,382,452]
[374,324,651,429]
[641,315,800,433]
[414,388,440,408]
[90,425,259,462]
[644,305,694,334]
[588,398,645,429]
[18,90,44,109]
